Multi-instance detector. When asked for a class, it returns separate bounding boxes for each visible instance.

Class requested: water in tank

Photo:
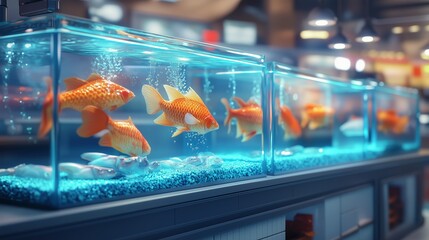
[364,81,420,158]
[268,63,368,174]
[0,14,267,208]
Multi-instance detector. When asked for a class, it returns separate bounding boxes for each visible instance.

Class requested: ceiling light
[328,28,350,49]
[307,6,337,27]
[356,0,379,43]
[356,21,380,43]
[392,26,403,34]
[334,57,351,71]
[328,0,349,50]
[421,48,429,60]
[300,30,329,39]
[409,25,420,33]
[355,59,366,72]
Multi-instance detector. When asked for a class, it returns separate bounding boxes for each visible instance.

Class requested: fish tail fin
[141,85,163,114]
[77,106,109,137]
[38,77,54,139]
[221,98,233,134]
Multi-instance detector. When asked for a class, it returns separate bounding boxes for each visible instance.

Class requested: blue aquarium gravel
[0,154,264,207]
[271,147,366,175]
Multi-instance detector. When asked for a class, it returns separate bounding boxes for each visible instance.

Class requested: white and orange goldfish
[377,109,409,134]
[276,98,302,140]
[77,105,151,157]
[301,103,335,130]
[141,84,219,137]
[221,97,262,142]
[38,74,135,138]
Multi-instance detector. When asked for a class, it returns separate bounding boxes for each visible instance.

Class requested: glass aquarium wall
[268,63,368,175]
[0,14,267,208]
[366,82,420,158]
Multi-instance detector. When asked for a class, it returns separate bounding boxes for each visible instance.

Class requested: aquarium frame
[0,13,265,67]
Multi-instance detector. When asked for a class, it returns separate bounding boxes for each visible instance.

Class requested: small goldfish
[77,105,151,157]
[221,97,262,142]
[276,98,302,140]
[301,103,334,130]
[38,74,135,138]
[141,84,219,137]
[377,109,409,134]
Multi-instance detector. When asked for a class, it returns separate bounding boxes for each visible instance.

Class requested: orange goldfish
[276,98,302,139]
[38,74,135,138]
[141,84,219,137]
[221,97,262,142]
[77,105,151,156]
[301,103,334,130]
[377,109,409,134]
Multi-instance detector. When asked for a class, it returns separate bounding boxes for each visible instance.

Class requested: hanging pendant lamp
[355,0,380,43]
[328,0,350,49]
[308,0,337,27]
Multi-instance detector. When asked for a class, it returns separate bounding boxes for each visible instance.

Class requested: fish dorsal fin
[164,85,184,101]
[233,97,248,108]
[185,113,200,125]
[185,87,204,104]
[87,73,104,82]
[64,77,87,91]
[126,116,133,123]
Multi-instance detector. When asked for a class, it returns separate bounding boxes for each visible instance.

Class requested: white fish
[82,152,152,176]
[340,117,364,137]
[205,156,223,168]
[185,156,204,166]
[0,164,52,179]
[59,163,117,180]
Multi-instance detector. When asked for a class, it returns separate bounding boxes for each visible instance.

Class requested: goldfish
[377,109,409,134]
[141,84,219,137]
[276,98,302,139]
[38,73,135,138]
[221,97,262,142]
[77,105,151,157]
[301,103,334,130]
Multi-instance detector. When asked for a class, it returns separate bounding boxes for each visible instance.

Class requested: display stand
[1,150,428,240]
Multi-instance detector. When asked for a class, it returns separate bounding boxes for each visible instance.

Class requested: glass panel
[0,14,266,208]
[270,63,366,174]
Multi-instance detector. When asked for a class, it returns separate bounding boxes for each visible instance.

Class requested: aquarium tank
[364,81,420,158]
[0,14,267,208]
[267,63,368,175]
